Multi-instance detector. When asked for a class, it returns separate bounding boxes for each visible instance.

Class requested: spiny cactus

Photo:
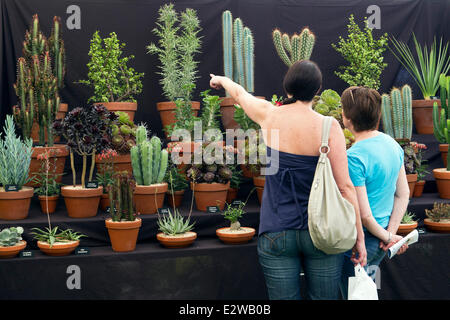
[108,172,136,222]
[433,74,450,170]
[222,10,254,93]
[48,16,66,89]
[381,85,412,141]
[272,27,315,67]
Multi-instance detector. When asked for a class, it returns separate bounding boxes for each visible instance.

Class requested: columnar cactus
[108,173,136,222]
[222,10,254,93]
[272,27,315,67]
[433,74,450,170]
[48,16,66,89]
[381,85,412,141]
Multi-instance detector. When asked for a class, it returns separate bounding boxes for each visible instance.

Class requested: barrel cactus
[272,27,315,67]
[433,74,450,170]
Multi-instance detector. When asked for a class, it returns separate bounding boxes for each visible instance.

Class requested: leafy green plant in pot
[78,31,144,121]
[0,227,27,259]
[0,115,33,220]
[397,211,418,236]
[147,3,202,136]
[424,202,450,233]
[390,34,450,134]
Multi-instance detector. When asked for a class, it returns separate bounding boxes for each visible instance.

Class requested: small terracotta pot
[134,183,168,214]
[166,190,185,208]
[413,180,426,198]
[105,218,142,252]
[433,169,450,199]
[423,218,450,233]
[37,240,79,256]
[61,185,103,218]
[95,153,133,175]
[227,188,238,203]
[412,99,440,134]
[157,101,200,134]
[38,195,59,214]
[27,144,69,187]
[216,227,256,244]
[439,144,448,167]
[253,176,265,204]
[397,222,418,236]
[0,187,34,220]
[220,96,265,130]
[406,173,417,199]
[30,103,68,143]
[191,182,230,212]
[241,164,260,178]
[0,240,27,259]
[100,193,110,211]
[156,231,197,248]
[94,102,138,122]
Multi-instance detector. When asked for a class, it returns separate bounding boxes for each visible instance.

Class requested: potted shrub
[227,165,242,203]
[424,202,450,233]
[156,208,196,248]
[31,226,85,256]
[131,125,169,214]
[147,3,202,135]
[0,115,33,220]
[0,227,27,259]
[332,14,388,90]
[397,211,418,236]
[165,165,188,209]
[96,149,117,211]
[216,199,256,245]
[78,31,144,121]
[413,142,429,197]
[105,172,141,252]
[54,105,114,217]
[390,34,450,134]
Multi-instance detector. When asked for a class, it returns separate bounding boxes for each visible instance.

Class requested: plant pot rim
[61,185,103,197]
[94,101,137,107]
[399,221,418,227]
[37,240,80,248]
[0,240,27,251]
[412,99,441,107]
[134,183,168,194]
[432,168,450,179]
[0,186,34,199]
[424,218,450,225]
[156,231,197,240]
[95,153,131,163]
[105,217,142,229]
[406,173,418,181]
[157,101,200,111]
[31,144,69,157]
[216,227,256,236]
[190,181,230,192]
[38,195,59,200]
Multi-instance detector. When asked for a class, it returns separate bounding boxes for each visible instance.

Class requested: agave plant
[157,208,195,236]
[30,226,86,248]
[401,211,417,224]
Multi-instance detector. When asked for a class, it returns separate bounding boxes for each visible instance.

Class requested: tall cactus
[272,27,315,67]
[222,10,254,93]
[381,85,412,141]
[432,74,450,170]
[48,16,66,89]
[108,173,136,222]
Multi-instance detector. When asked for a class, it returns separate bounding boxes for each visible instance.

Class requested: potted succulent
[105,172,141,252]
[390,34,450,134]
[165,165,188,209]
[332,14,388,90]
[397,211,418,236]
[227,165,242,203]
[31,226,86,256]
[0,115,33,220]
[424,202,450,233]
[412,142,429,197]
[156,208,196,248]
[78,31,144,121]
[96,149,117,211]
[130,125,169,214]
[0,227,27,259]
[272,26,315,67]
[54,104,114,217]
[147,3,202,135]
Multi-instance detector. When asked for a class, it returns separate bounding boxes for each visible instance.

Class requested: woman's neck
[353,130,380,142]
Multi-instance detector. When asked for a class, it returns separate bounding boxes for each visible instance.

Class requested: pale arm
[386,165,410,235]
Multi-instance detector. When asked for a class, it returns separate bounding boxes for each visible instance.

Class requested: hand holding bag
[308,116,357,254]
[348,264,379,300]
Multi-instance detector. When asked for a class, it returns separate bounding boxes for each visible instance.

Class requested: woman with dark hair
[210,60,367,300]
[340,86,410,299]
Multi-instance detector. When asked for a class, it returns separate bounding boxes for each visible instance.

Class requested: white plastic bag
[348,264,378,300]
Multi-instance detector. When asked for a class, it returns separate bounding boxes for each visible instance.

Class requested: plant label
[75,247,90,255]
[232,200,242,206]
[158,208,170,215]
[19,251,33,258]
[206,206,220,214]
[85,181,99,189]
[4,185,19,192]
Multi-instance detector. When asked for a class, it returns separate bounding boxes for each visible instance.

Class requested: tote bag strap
[320,116,333,154]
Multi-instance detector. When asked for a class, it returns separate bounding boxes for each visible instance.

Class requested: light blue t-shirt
[347,133,404,228]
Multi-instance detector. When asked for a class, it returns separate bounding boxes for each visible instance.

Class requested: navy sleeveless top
[259,146,319,235]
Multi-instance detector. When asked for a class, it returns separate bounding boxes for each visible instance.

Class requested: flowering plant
[32,149,63,196]
[271,95,283,106]
[410,142,429,180]
[96,149,118,193]
[403,141,427,175]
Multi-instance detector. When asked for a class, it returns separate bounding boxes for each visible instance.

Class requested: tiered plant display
[398,211,418,236]
[272,27,315,67]
[424,202,450,233]
[0,227,27,258]
[147,3,202,135]
[131,125,169,214]
[216,199,256,245]
[0,116,33,220]
[78,31,144,121]
[105,172,141,252]
[391,34,450,134]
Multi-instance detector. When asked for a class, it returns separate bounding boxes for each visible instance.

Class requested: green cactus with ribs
[432,74,450,170]
[108,172,136,222]
[272,27,315,67]
[381,85,412,141]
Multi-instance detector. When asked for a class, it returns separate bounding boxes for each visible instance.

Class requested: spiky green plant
[48,16,65,89]
[30,226,86,248]
[432,74,450,170]
[108,172,136,222]
[381,85,412,141]
[157,208,195,236]
[272,27,315,67]
[401,211,417,224]
[425,202,450,222]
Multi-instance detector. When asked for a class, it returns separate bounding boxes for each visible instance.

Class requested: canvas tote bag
[308,116,357,254]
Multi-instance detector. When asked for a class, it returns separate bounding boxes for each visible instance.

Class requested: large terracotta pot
[30,103,68,143]
[38,195,59,214]
[191,181,230,212]
[413,180,426,198]
[61,185,103,218]
[220,96,265,130]
[439,144,448,167]
[166,190,185,209]
[216,227,256,244]
[27,144,69,187]
[95,153,132,175]
[37,240,79,256]
[94,102,138,122]
[412,99,440,134]
[406,173,417,199]
[253,176,265,204]
[105,218,142,252]
[0,240,27,259]
[134,183,168,214]
[423,218,450,233]
[157,101,200,134]
[226,188,238,203]
[397,222,418,236]
[156,231,197,248]
[433,169,450,199]
[0,187,34,220]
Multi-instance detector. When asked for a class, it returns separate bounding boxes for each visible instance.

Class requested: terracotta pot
[406,173,417,199]
[439,144,448,167]
[38,195,59,214]
[397,222,418,236]
[37,240,79,256]
[0,187,34,220]
[94,102,138,122]
[413,180,426,198]
[27,144,69,187]
[95,153,133,175]
[105,218,142,252]
[61,185,103,218]
[412,99,441,134]
[253,176,265,204]
[191,182,230,212]
[30,103,68,143]
[241,164,260,178]
[134,183,168,214]
[157,101,200,134]
[424,218,450,233]
[0,240,27,259]
[216,227,256,244]
[226,188,238,203]
[156,231,197,248]
[166,190,185,208]
[433,169,450,199]
[100,193,110,211]
[220,96,265,130]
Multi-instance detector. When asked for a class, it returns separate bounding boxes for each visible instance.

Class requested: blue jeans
[340,231,386,299]
[257,229,344,300]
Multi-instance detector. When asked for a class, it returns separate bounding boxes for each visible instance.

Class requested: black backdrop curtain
[1,0,449,137]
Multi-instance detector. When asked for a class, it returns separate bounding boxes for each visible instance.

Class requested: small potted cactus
[131,125,169,214]
[156,208,196,248]
[0,227,27,259]
[31,226,86,256]
[216,199,256,245]
[424,202,450,233]
[397,211,418,236]
[105,172,141,252]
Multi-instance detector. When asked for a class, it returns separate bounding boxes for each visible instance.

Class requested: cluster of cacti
[0,227,24,247]
[425,202,450,222]
[272,27,315,67]
[108,172,136,222]
[432,74,450,170]
[111,111,137,154]
[48,16,66,90]
[381,85,412,141]
[222,10,254,93]
[187,163,233,184]
[131,125,168,185]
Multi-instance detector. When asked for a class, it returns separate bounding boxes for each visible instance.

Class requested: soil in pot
[397,222,418,236]
[433,169,450,199]
[27,144,69,187]
[105,218,142,252]
[191,182,230,212]
[227,188,238,203]
[0,240,27,259]
[37,240,79,256]
[413,180,426,197]
[423,218,450,233]
[216,227,256,244]
[157,101,200,135]
[61,185,103,218]
[166,190,185,208]
[407,173,417,199]
[0,187,34,220]
[38,195,59,214]
[95,153,133,175]
[94,102,138,122]
[412,99,440,134]
[134,183,168,214]
[156,231,197,248]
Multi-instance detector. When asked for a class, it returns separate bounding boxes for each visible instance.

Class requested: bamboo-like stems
[88,149,96,182]
[81,154,87,188]
[70,150,76,187]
